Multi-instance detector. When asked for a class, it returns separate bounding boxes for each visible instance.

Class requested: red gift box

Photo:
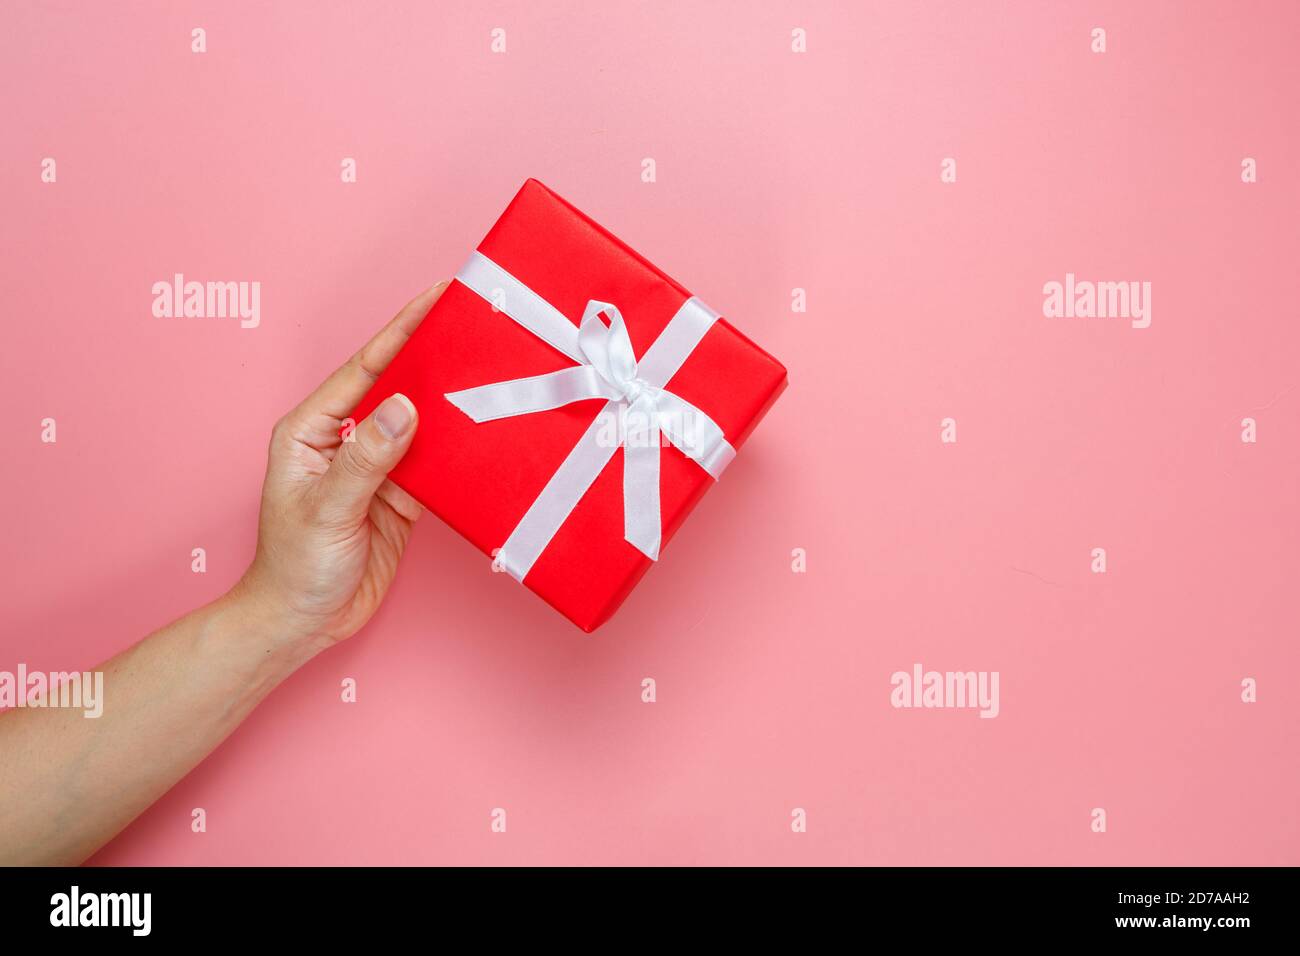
[351,179,787,631]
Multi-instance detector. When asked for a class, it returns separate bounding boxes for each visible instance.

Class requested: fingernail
[375,393,416,440]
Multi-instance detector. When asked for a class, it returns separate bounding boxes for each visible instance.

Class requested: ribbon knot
[444,252,737,580]
[620,378,650,406]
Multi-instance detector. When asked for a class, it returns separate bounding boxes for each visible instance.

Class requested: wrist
[219,576,334,673]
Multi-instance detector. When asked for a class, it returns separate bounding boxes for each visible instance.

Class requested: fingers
[377,478,423,522]
[313,393,418,525]
[293,281,448,423]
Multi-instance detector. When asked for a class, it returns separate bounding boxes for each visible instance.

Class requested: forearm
[0,588,322,866]
[0,288,435,867]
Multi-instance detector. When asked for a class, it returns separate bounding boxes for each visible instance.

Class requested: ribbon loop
[578,300,639,396]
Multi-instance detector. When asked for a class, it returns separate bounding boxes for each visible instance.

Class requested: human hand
[233,282,447,652]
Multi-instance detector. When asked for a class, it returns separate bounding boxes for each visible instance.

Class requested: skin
[0,282,447,866]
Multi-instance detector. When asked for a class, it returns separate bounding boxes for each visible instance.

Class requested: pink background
[2,1,1297,865]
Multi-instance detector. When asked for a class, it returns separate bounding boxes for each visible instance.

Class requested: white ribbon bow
[444,252,736,581]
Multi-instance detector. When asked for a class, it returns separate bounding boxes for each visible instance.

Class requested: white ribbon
[444,251,737,581]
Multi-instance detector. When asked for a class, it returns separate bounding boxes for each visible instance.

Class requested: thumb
[318,393,418,523]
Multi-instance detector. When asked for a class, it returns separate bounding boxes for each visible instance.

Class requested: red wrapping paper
[351,180,787,631]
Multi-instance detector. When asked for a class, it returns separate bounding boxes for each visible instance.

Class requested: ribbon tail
[622,408,662,560]
[652,391,736,479]
[496,402,622,581]
[445,365,618,422]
